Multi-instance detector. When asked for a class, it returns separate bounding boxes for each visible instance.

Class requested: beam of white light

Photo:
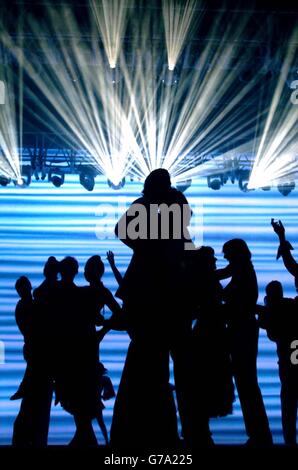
[5,5,148,186]
[4,3,295,191]
[90,0,129,69]
[0,44,22,181]
[162,0,200,71]
[248,27,298,189]
[160,11,269,177]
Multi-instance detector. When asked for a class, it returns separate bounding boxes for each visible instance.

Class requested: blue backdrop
[0,175,297,445]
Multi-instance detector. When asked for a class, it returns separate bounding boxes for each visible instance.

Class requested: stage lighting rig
[48,167,65,188]
[107,177,125,190]
[277,181,295,196]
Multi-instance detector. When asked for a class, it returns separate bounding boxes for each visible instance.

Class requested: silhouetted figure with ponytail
[190,247,234,430]
[217,239,272,447]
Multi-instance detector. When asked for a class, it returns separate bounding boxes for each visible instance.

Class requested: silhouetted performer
[12,270,54,447]
[12,276,36,446]
[53,256,98,447]
[217,239,272,447]
[189,247,234,427]
[81,255,123,444]
[258,281,298,446]
[271,219,298,291]
[82,255,123,335]
[111,169,207,448]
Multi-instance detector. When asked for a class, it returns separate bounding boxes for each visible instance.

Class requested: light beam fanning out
[248,27,298,190]
[162,0,200,71]
[90,0,129,69]
[0,43,22,182]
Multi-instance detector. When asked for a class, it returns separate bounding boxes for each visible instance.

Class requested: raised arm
[271,219,298,278]
[106,251,123,286]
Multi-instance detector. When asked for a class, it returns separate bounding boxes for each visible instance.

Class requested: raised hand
[271,219,285,240]
[106,250,115,266]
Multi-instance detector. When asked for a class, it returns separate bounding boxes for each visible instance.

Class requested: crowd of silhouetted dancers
[11,169,298,448]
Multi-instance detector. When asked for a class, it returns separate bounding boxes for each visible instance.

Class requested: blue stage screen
[0,175,297,445]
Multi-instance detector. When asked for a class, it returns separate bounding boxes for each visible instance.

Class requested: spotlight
[207,175,223,190]
[176,179,192,193]
[0,176,11,186]
[48,168,64,187]
[13,166,32,187]
[79,167,96,191]
[238,170,253,193]
[107,66,122,85]
[277,181,295,196]
[107,177,125,190]
[162,68,179,87]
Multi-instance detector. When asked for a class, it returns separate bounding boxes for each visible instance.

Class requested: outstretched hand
[271,219,285,240]
[106,250,115,266]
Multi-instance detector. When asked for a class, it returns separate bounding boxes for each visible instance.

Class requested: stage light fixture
[277,181,295,196]
[162,68,179,87]
[207,175,223,190]
[0,176,11,186]
[48,168,65,188]
[79,167,96,192]
[13,166,32,187]
[107,177,126,190]
[107,66,122,85]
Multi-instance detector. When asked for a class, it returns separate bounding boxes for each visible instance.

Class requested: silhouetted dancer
[110,168,207,449]
[271,219,298,291]
[217,239,272,447]
[54,256,98,447]
[258,281,298,446]
[189,247,234,430]
[28,256,59,446]
[11,277,35,401]
[12,276,36,446]
[81,255,123,444]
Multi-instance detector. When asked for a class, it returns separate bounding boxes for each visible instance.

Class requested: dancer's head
[192,246,217,271]
[60,256,79,282]
[43,256,59,281]
[142,169,171,200]
[84,255,105,283]
[15,276,32,299]
[222,238,251,264]
[265,280,283,306]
